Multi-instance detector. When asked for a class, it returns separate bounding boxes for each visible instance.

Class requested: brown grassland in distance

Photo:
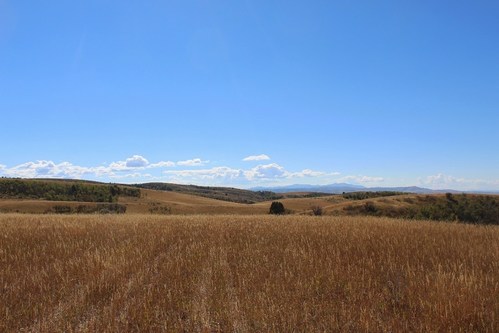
[0,214,498,332]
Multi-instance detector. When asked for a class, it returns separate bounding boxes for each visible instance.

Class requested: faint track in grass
[218,248,248,333]
[192,249,214,333]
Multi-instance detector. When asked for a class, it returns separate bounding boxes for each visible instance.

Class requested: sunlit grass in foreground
[1,214,497,332]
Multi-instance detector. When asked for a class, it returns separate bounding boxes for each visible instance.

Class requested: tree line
[0,179,140,203]
[342,191,408,200]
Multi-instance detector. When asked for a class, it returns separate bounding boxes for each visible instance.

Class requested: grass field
[1,214,498,332]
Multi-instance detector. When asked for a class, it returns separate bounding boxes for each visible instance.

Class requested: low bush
[269,201,285,215]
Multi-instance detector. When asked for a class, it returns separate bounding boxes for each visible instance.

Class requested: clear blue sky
[1,0,498,190]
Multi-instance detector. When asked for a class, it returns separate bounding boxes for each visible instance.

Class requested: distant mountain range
[250,183,498,194]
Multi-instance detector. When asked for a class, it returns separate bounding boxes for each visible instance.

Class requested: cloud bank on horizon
[0,155,497,191]
[0,154,359,187]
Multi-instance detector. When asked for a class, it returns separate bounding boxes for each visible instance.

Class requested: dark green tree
[269,201,285,215]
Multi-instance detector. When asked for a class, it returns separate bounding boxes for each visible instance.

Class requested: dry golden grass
[0,214,498,332]
[0,187,344,216]
[0,189,268,215]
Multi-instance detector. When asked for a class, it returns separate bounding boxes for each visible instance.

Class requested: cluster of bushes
[311,205,323,216]
[286,193,330,199]
[342,191,407,200]
[255,191,284,201]
[407,193,498,225]
[269,201,324,216]
[343,201,381,216]
[342,194,498,225]
[0,179,140,203]
[147,202,172,214]
[303,193,330,198]
[117,186,141,198]
[48,203,127,214]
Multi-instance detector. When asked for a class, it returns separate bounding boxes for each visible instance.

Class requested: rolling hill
[133,182,283,204]
[0,178,497,224]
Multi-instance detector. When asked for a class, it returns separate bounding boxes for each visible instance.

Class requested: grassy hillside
[1,214,497,332]
[133,182,284,203]
[123,188,268,215]
[1,178,498,224]
[133,182,331,203]
[331,193,499,225]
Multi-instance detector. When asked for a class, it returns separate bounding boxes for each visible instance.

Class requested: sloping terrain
[120,189,267,215]
[0,178,337,215]
[133,182,331,203]
[0,188,266,215]
[134,182,283,203]
[1,179,498,224]
[321,193,499,224]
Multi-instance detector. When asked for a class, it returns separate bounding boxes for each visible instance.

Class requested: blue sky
[1,0,498,190]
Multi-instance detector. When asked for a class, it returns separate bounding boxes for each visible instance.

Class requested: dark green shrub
[364,202,377,214]
[311,205,323,216]
[52,205,72,214]
[269,201,285,215]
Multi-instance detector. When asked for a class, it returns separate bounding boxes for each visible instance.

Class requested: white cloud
[163,163,343,186]
[2,160,97,179]
[110,155,176,171]
[288,169,341,178]
[164,163,341,185]
[242,154,271,162]
[0,155,346,187]
[419,173,499,191]
[164,166,244,181]
[0,155,177,179]
[3,157,497,192]
[177,158,209,166]
[338,175,384,184]
[109,155,149,171]
[245,163,286,180]
[109,172,153,180]
[125,155,149,168]
[419,173,456,188]
[149,161,175,168]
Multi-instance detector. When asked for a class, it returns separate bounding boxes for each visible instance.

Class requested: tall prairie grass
[0,214,497,332]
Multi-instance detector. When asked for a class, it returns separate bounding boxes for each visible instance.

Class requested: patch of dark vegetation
[0,179,140,203]
[407,193,499,225]
[47,203,127,214]
[134,182,283,204]
[303,192,331,198]
[364,201,378,214]
[147,202,172,214]
[342,191,408,200]
[311,205,323,216]
[343,193,499,225]
[343,201,384,216]
[403,197,415,204]
[269,201,286,215]
[285,192,330,199]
